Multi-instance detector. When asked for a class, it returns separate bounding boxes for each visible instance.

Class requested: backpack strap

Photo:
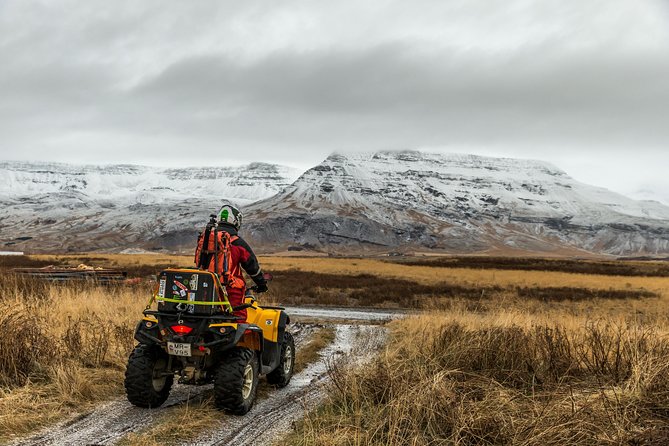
[195,216,218,270]
[219,233,245,289]
[196,227,212,269]
[214,227,221,276]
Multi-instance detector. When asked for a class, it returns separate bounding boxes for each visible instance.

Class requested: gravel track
[10,308,392,446]
[185,324,386,446]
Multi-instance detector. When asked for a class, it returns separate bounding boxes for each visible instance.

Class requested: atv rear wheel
[125,344,173,408]
[267,331,295,387]
[214,348,259,415]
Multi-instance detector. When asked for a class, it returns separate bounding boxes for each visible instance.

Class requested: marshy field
[1,254,669,445]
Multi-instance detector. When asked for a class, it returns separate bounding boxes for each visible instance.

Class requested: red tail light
[171,325,193,335]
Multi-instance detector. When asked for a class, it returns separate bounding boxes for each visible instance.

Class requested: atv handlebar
[248,272,273,293]
[232,303,255,312]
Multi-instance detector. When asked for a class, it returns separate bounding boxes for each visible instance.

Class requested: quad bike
[124,268,294,415]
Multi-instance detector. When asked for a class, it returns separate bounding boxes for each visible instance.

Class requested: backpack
[195,225,245,289]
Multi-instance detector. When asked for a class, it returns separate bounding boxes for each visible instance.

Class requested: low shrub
[267,270,658,308]
[390,256,669,277]
[0,307,56,386]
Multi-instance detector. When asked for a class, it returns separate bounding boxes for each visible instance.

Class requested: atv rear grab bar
[143,310,243,321]
[148,294,233,312]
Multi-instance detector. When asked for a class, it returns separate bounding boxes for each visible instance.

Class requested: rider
[194,204,268,319]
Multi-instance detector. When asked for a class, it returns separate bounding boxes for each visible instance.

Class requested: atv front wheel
[214,348,259,415]
[124,344,173,408]
[267,331,295,387]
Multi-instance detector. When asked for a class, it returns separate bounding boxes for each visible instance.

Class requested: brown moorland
[285,306,669,446]
[276,257,669,446]
[1,254,669,445]
[389,255,669,277]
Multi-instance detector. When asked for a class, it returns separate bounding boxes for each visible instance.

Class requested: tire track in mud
[11,309,394,446]
[12,373,207,446]
[10,324,317,446]
[185,324,386,446]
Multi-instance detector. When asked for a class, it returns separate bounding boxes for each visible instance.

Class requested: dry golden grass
[117,396,220,446]
[0,275,148,442]
[391,256,669,277]
[18,254,669,302]
[261,257,669,298]
[0,367,123,441]
[294,326,336,374]
[285,305,669,445]
[261,257,669,445]
[2,254,669,445]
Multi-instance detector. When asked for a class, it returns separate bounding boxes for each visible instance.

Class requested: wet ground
[11,307,396,446]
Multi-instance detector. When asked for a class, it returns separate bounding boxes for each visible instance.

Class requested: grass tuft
[0,307,56,387]
[117,397,220,446]
[0,272,147,441]
[294,326,336,374]
[285,315,669,446]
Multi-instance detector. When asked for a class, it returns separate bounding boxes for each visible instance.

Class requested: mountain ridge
[0,160,301,252]
[1,152,668,256]
[245,151,669,255]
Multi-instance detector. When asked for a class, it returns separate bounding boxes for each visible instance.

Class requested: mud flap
[261,312,290,374]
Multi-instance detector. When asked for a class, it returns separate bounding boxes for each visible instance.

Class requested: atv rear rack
[143,309,242,322]
[148,268,234,313]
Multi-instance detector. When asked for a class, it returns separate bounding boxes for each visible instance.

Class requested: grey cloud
[1,0,668,201]
[112,44,669,151]
[3,44,668,153]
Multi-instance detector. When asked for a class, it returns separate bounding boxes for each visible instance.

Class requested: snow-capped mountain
[2,152,668,255]
[0,161,300,205]
[0,161,301,252]
[246,151,669,255]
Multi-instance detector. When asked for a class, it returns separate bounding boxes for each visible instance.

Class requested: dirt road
[11,307,394,446]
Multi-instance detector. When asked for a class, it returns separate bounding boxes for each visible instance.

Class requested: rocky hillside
[245,151,669,256]
[2,153,668,256]
[0,161,301,252]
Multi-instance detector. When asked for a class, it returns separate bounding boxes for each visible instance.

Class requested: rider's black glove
[251,270,269,293]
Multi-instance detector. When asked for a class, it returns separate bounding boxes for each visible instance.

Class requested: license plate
[167,342,192,357]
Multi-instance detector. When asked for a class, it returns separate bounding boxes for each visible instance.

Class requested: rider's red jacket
[194,224,265,318]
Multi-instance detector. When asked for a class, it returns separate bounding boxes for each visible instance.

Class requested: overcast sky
[1,0,668,203]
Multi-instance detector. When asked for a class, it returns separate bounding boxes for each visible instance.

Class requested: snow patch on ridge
[0,160,301,252]
[2,152,669,255]
[246,150,669,255]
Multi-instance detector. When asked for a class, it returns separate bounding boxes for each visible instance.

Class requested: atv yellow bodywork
[128,253,293,415]
[144,268,285,356]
